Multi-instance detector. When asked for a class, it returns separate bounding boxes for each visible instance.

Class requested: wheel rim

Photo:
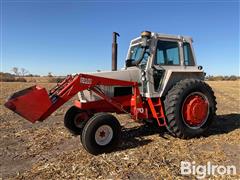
[182,92,209,129]
[73,112,89,128]
[95,125,113,146]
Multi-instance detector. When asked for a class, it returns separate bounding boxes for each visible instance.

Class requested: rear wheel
[164,79,217,138]
[81,113,121,155]
[64,106,91,135]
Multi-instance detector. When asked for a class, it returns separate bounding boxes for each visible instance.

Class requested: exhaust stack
[112,32,119,71]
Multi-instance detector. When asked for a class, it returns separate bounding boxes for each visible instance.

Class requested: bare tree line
[11,67,29,77]
[0,67,63,82]
[0,67,239,82]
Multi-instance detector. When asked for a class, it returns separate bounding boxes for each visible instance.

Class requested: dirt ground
[0,81,239,179]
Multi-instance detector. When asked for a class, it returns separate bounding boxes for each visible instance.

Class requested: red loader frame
[5,73,166,126]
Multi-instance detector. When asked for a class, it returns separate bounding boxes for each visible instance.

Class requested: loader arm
[4,73,137,123]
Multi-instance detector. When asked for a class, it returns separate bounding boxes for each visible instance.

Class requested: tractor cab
[125,31,204,98]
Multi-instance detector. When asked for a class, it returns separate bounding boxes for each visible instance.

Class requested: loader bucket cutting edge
[4,85,52,123]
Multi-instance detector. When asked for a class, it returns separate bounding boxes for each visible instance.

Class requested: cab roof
[131,32,193,44]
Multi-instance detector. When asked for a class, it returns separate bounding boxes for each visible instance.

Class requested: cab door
[151,39,181,92]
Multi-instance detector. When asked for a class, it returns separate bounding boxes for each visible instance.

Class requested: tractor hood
[77,67,141,103]
[87,67,140,82]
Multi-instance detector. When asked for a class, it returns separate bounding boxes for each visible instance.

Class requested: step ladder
[147,98,166,126]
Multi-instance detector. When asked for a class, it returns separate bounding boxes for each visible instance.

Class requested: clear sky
[1,0,239,76]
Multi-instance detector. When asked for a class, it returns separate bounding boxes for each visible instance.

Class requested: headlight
[141,76,146,81]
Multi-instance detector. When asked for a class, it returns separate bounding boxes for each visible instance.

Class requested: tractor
[5,31,217,155]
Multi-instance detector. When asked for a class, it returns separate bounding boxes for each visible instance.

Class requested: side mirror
[125,59,135,67]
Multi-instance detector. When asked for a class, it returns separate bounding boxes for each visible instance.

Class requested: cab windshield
[129,44,150,66]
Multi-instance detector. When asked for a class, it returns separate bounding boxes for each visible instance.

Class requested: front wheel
[81,113,121,155]
[64,106,92,135]
[164,79,217,138]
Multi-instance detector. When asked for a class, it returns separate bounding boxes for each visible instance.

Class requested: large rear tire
[164,79,217,138]
[81,113,121,155]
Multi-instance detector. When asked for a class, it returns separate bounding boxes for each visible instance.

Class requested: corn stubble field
[0,81,239,179]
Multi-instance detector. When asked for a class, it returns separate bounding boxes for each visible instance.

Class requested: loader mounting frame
[5,73,166,126]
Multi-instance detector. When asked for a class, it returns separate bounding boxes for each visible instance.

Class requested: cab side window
[183,42,195,66]
[155,40,180,65]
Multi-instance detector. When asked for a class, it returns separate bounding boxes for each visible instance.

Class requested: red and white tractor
[5,31,217,155]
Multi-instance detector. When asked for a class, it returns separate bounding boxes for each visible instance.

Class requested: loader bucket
[4,85,52,123]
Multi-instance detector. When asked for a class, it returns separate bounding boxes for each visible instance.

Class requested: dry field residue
[0,81,239,179]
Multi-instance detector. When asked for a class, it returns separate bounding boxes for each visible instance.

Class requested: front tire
[81,113,121,155]
[64,106,91,135]
[164,79,217,138]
